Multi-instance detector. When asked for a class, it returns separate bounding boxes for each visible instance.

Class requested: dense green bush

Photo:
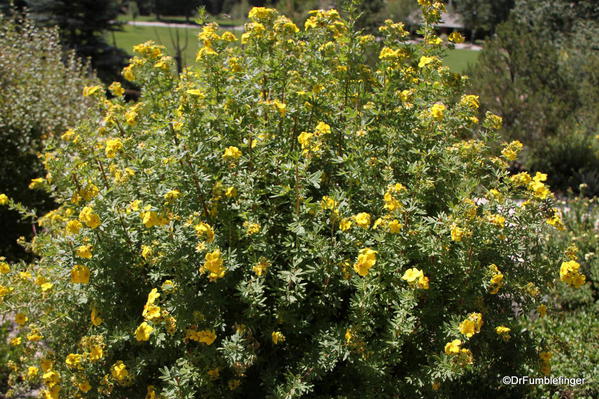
[0,12,97,261]
[468,0,599,195]
[0,4,587,398]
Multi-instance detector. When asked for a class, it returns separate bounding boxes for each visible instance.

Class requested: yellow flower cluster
[271,331,285,344]
[459,312,483,338]
[384,183,406,212]
[539,351,552,375]
[79,206,101,229]
[401,268,429,289]
[354,248,377,276]
[488,264,504,294]
[443,339,473,366]
[200,249,226,281]
[510,171,552,199]
[559,260,586,288]
[495,326,511,341]
[501,140,523,161]
[304,9,347,39]
[298,121,331,156]
[185,328,216,345]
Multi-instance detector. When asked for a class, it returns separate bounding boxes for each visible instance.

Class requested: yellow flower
[459,94,479,109]
[353,212,371,229]
[186,88,205,97]
[65,353,82,368]
[135,322,154,341]
[29,177,45,189]
[402,268,429,290]
[320,196,337,210]
[253,258,271,277]
[79,207,101,229]
[0,261,10,274]
[354,248,377,277]
[272,331,286,344]
[78,380,92,393]
[0,193,8,205]
[71,265,90,284]
[248,6,278,22]
[444,339,462,355]
[65,220,83,235]
[537,304,547,318]
[560,260,586,288]
[201,249,226,281]
[111,361,129,382]
[89,344,104,361]
[83,85,102,97]
[489,264,504,294]
[91,307,103,326]
[243,221,261,235]
[450,224,466,242]
[429,103,446,121]
[27,366,39,378]
[546,208,565,230]
[339,218,352,231]
[510,172,532,186]
[42,370,60,387]
[495,326,511,341]
[75,245,93,259]
[105,138,123,158]
[123,65,135,81]
[388,219,402,233]
[314,121,331,135]
[418,55,436,68]
[141,245,153,260]
[186,329,217,345]
[487,214,506,228]
[228,379,241,391]
[344,328,352,344]
[448,31,465,43]
[15,313,28,326]
[501,140,523,161]
[207,368,220,380]
[109,81,125,97]
[146,385,157,399]
[141,210,168,228]
[223,146,242,161]
[194,222,215,242]
[459,313,483,338]
[10,337,21,346]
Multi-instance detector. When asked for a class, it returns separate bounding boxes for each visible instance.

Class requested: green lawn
[112,24,202,68]
[112,24,479,73]
[443,48,480,73]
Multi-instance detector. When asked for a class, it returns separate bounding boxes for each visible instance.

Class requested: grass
[111,24,202,68]
[443,48,480,73]
[112,23,480,73]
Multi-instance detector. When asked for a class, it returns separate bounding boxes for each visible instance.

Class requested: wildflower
[89,344,104,361]
[111,361,128,382]
[560,260,586,288]
[228,379,241,390]
[78,380,92,393]
[418,56,436,68]
[459,94,479,109]
[75,245,93,259]
[401,268,429,289]
[109,81,125,97]
[15,313,28,325]
[253,258,271,277]
[0,193,8,205]
[71,265,90,284]
[141,245,153,260]
[141,210,168,228]
[537,304,547,318]
[339,218,352,231]
[200,249,226,281]
[223,146,242,161]
[459,313,483,338]
[83,85,102,97]
[135,322,154,341]
[79,207,101,229]
[487,214,506,228]
[186,329,217,345]
[320,196,337,210]
[248,7,278,22]
[243,221,261,235]
[272,331,285,344]
[0,261,10,274]
[194,222,215,242]
[546,209,565,230]
[495,326,511,341]
[27,366,39,379]
[65,353,82,368]
[429,103,446,121]
[91,308,103,326]
[353,212,371,228]
[450,224,466,242]
[29,177,44,189]
[207,368,220,380]
[105,138,123,158]
[501,140,523,161]
[444,339,462,355]
[448,31,465,43]
[488,264,504,294]
[354,248,377,276]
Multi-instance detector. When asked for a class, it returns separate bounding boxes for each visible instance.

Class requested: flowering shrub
[0,4,586,398]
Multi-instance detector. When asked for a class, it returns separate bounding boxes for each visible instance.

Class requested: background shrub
[0,12,97,262]
[0,5,586,398]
